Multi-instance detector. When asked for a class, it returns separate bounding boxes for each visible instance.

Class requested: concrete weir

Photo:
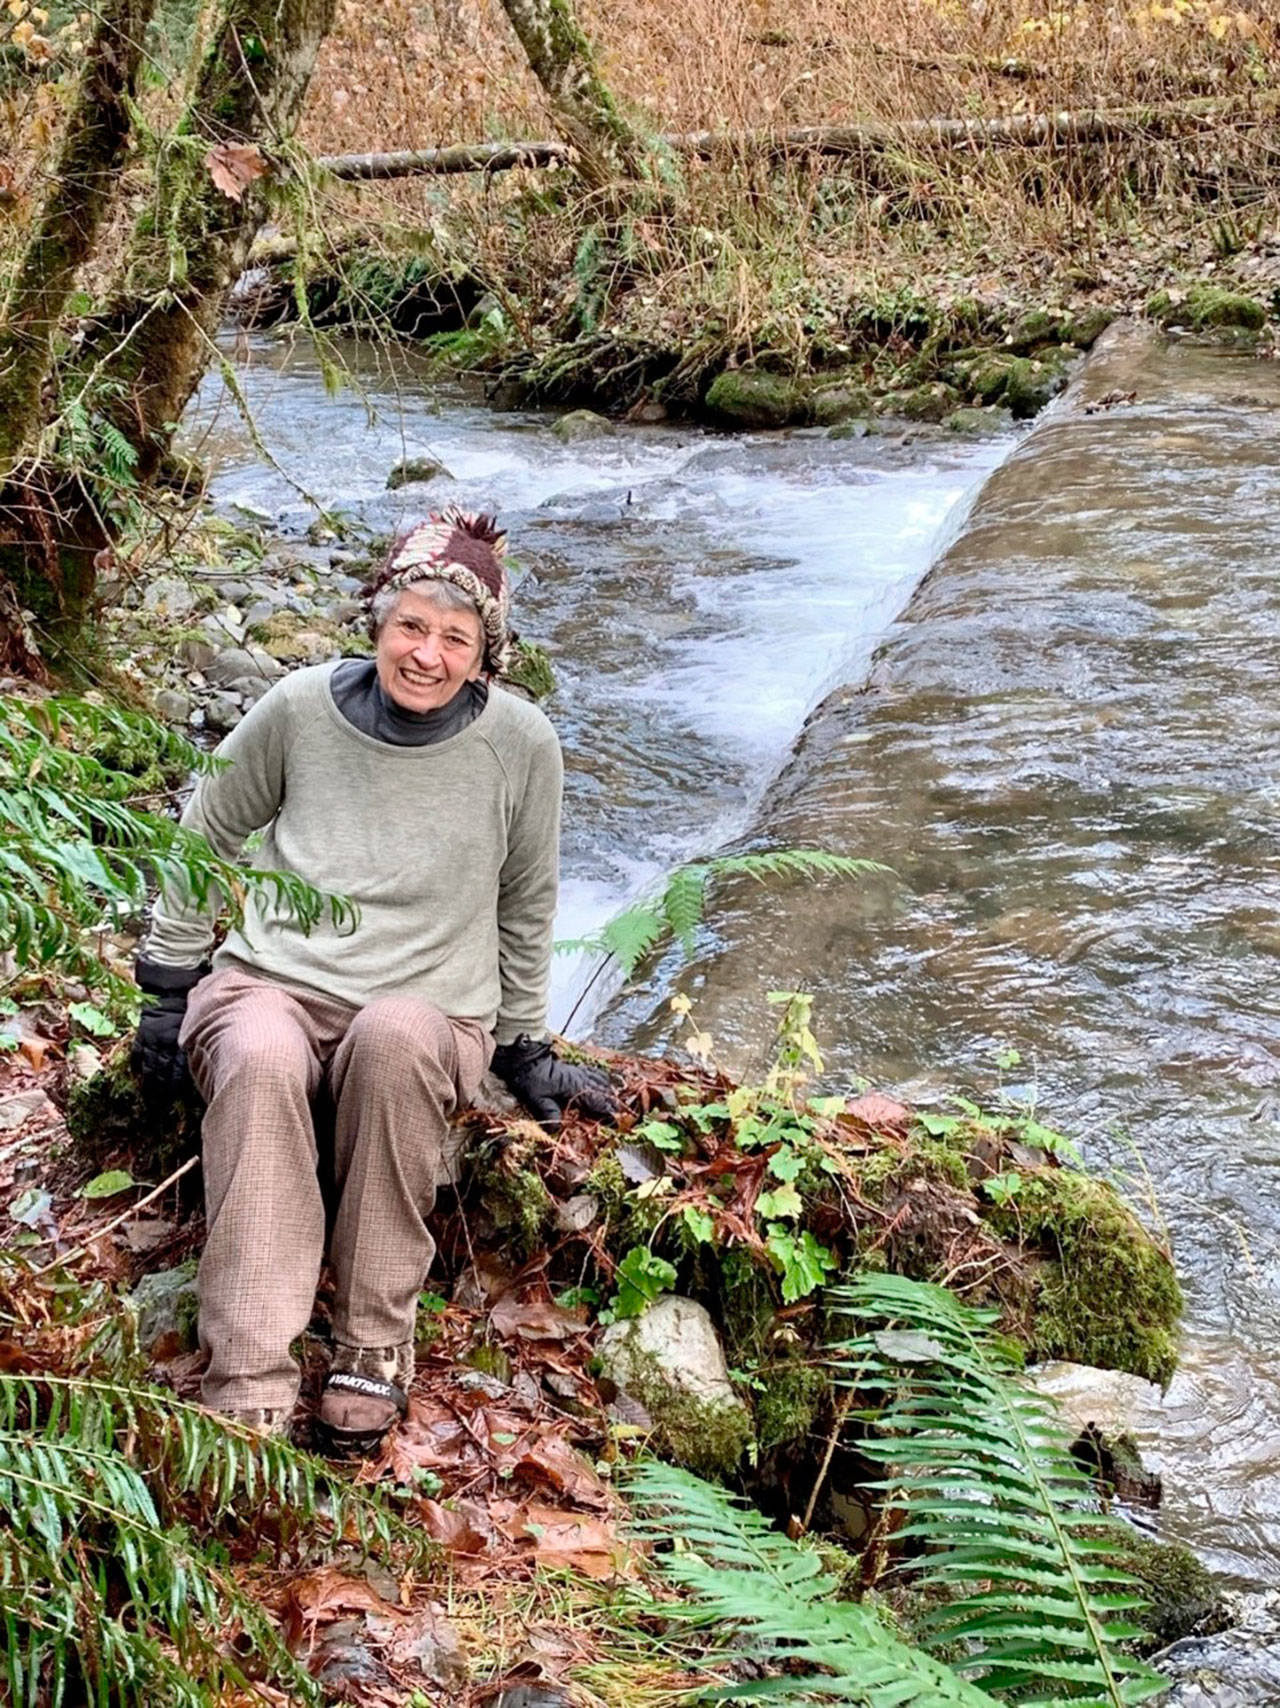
[618,321,1280,1586]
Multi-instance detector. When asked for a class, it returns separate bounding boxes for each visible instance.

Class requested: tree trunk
[0,0,158,471]
[0,0,337,665]
[494,0,653,191]
[85,0,339,486]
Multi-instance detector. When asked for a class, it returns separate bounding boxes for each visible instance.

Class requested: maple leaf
[205,141,268,202]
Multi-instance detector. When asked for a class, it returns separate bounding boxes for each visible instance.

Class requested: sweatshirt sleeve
[494,721,563,1044]
[140,685,295,969]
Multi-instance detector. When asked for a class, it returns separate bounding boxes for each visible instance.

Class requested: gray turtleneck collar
[329,657,488,746]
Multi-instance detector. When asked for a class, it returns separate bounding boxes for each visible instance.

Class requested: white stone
[599,1294,743,1412]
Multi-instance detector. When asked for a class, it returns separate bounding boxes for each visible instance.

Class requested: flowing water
[187,323,1280,1585]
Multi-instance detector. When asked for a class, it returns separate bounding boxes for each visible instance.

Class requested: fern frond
[628,1462,1002,1706]
[0,1372,419,1707]
[601,902,666,975]
[827,1274,1167,1707]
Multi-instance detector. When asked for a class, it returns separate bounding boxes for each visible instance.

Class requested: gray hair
[368,577,481,640]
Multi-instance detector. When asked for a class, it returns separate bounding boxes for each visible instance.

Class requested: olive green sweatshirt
[142,662,563,1043]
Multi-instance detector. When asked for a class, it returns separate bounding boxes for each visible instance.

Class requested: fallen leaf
[842,1092,912,1131]
[17,1036,51,1072]
[283,1566,394,1647]
[367,1603,468,1690]
[490,1293,586,1343]
[512,1432,610,1508]
[500,1501,633,1580]
[205,141,268,202]
[416,1497,497,1556]
[81,1169,135,1200]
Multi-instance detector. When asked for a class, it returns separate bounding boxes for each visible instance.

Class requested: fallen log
[313,93,1280,181]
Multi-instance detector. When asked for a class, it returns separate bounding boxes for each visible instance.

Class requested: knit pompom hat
[367,507,512,673]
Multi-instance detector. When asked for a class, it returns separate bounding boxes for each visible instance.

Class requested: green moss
[879,381,957,423]
[811,380,873,427]
[1063,306,1116,349]
[504,639,556,702]
[703,369,808,429]
[1091,1526,1226,1651]
[66,1053,202,1181]
[755,1358,827,1453]
[1148,284,1266,332]
[618,1347,754,1478]
[990,1171,1182,1384]
[473,1140,554,1259]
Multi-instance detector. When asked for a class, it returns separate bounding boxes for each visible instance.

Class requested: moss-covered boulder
[812,380,873,427]
[550,408,615,442]
[248,610,352,664]
[703,369,808,430]
[1100,1529,1228,1651]
[386,456,451,489]
[1147,284,1266,333]
[879,381,958,423]
[503,639,556,702]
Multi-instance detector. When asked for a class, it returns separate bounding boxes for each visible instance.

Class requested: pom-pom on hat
[368,506,512,673]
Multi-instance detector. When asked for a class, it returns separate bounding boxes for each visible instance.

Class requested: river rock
[204,692,243,733]
[205,646,285,688]
[704,369,807,430]
[177,635,217,670]
[1147,284,1266,333]
[153,689,191,724]
[142,576,198,620]
[812,381,873,426]
[386,455,451,489]
[128,1261,199,1357]
[551,409,614,443]
[213,578,254,605]
[200,610,246,647]
[1158,1590,1280,1705]
[598,1295,753,1476]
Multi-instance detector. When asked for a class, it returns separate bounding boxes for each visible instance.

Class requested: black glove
[490,1034,617,1130]
[130,959,207,1105]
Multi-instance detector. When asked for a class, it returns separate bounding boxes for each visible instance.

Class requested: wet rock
[177,635,217,671]
[213,578,254,605]
[1103,1528,1227,1651]
[704,369,807,430]
[598,1295,753,1476]
[386,455,451,489]
[945,406,1012,436]
[1158,1590,1280,1705]
[242,599,277,628]
[827,418,875,440]
[812,381,873,427]
[152,689,191,724]
[627,398,668,424]
[205,646,285,688]
[204,692,243,733]
[880,381,957,423]
[1063,306,1117,348]
[1147,285,1267,333]
[551,408,614,442]
[128,1261,199,1356]
[142,576,198,620]
[200,610,246,647]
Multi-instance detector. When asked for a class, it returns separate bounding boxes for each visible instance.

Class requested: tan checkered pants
[181,966,492,1413]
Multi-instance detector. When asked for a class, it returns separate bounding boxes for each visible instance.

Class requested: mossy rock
[880,381,958,423]
[503,639,556,702]
[1000,355,1069,420]
[1063,306,1117,349]
[386,456,451,490]
[247,611,349,664]
[66,1052,203,1185]
[812,380,873,427]
[989,1170,1182,1385]
[1147,284,1266,332]
[945,406,1011,436]
[550,408,615,443]
[703,369,808,430]
[1098,1528,1227,1651]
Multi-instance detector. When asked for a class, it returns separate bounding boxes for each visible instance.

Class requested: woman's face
[375,585,485,712]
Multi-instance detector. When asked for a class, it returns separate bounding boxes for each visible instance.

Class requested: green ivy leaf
[68,1001,118,1038]
[613,1247,677,1320]
[765,1224,837,1304]
[80,1170,136,1199]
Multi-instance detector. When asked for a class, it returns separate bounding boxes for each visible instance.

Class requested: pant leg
[327,998,492,1349]
[181,967,350,1412]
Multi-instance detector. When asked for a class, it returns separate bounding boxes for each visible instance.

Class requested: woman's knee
[343,997,454,1068]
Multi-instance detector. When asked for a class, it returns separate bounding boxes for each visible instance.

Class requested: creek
[185,323,1280,1590]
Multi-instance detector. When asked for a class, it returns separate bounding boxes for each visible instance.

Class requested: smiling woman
[130,505,616,1456]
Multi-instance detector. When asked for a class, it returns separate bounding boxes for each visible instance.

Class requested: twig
[30,1154,198,1277]
[801,1384,856,1533]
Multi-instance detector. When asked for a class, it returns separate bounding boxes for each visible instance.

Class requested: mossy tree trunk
[0,0,158,470]
[495,0,654,191]
[0,0,337,669]
[0,0,159,674]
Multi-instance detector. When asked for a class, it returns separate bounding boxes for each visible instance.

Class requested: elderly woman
[132,508,613,1454]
